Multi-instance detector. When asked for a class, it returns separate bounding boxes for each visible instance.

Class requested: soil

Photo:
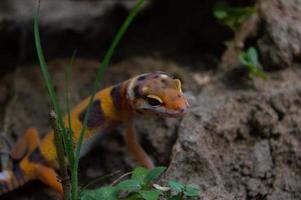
[0,0,301,200]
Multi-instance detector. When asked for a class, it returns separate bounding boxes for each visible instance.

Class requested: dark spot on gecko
[28,147,45,163]
[178,94,181,98]
[13,165,25,183]
[79,100,104,128]
[161,79,167,84]
[111,85,122,110]
[134,85,141,98]
[154,74,159,78]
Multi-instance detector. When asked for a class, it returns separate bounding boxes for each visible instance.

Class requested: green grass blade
[65,50,77,165]
[74,0,144,163]
[64,51,78,200]
[34,1,66,144]
[34,3,75,199]
[34,2,75,199]
[34,1,74,165]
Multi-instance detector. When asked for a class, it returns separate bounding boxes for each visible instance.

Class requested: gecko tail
[0,166,29,196]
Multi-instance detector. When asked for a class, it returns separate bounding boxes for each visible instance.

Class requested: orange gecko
[0,71,188,195]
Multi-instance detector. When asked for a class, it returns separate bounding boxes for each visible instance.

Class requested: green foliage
[81,186,119,200]
[239,47,267,80]
[138,190,161,200]
[117,180,142,191]
[81,167,200,200]
[213,2,256,33]
[132,167,149,185]
[81,166,165,200]
[168,181,184,193]
[183,185,199,197]
[213,2,268,80]
[144,167,167,185]
[166,181,199,199]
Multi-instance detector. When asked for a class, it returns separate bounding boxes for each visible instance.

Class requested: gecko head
[127,71,189,118]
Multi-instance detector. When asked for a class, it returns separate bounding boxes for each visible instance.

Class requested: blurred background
[0,0,240,72]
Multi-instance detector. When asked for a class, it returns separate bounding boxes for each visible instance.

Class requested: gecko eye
[146,94,163,107]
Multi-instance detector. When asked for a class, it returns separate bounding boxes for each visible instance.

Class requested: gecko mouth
[137,104,188,118]
[163,108,187,117]
[147,107,188,118]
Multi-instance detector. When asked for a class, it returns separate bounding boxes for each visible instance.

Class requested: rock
[253,140,273,179]
[165,78,301,199]
[257,0,301,69]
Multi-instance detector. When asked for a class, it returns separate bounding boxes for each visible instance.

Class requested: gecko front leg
[124,119,154,169]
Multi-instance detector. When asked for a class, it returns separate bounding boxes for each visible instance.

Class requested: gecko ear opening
[174,79,182,92]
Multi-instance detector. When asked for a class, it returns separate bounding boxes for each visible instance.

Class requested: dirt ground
[0,0,301,200]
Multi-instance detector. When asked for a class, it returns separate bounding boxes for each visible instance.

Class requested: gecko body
[0,71,188,195]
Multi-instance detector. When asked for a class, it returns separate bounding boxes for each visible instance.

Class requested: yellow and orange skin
[0,71,188,196]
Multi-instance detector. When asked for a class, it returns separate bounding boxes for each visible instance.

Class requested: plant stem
[71,166,78,200]
[50,111,71,200]
[110,171,132,186]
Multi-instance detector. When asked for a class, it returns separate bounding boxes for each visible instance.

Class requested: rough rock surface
[163,67,301,199]
[257,0,301,69]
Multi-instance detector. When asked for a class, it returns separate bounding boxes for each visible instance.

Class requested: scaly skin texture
[0,71,188,196]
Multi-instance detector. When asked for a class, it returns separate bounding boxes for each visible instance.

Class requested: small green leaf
[213,10,227,19]
[144,167,166,184]
[239,47,267,80]
[168,195,181,200]
[248,47,258,66]
[117,179,141,191]
[213,2,256,33]
[132,167,149,185]
[168,180,185,193]
[238,51,249,65]
[123,192,141,200]
[138,190,161,200]
[81,186,119,200]
[251,68,268,80]
[184,185,199,197]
